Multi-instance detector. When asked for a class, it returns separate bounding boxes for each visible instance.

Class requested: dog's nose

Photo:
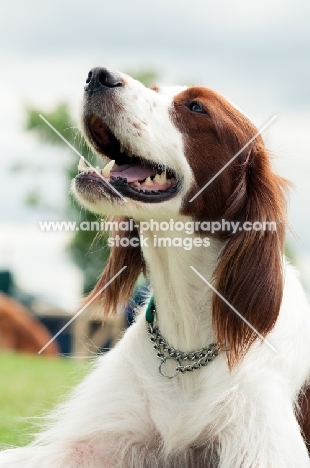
[85,67,123,94]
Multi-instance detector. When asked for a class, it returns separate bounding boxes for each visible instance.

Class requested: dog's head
[74,67,279,223]
[73,67,288,365]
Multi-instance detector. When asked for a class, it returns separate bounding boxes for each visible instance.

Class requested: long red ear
[213,140,289,367]
[87,216,146,316]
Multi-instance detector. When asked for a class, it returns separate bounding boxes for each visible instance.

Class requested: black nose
[85,67,123,94]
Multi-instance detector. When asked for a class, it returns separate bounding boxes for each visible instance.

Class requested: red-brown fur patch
[87,217,146,315]
[171,87,288,367]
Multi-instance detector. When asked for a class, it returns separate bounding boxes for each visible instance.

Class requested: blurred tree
[26,102,107,294]
[25,70,159,295]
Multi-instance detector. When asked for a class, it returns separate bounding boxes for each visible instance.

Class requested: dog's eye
[188,102,206,114]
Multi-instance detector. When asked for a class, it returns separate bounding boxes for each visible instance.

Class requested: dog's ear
[213,139,288,368]
[87,216,146,316]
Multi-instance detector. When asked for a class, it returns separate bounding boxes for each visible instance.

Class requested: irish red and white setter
[1,67,310,467]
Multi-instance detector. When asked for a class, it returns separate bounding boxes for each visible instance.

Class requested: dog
[1,67,310,467]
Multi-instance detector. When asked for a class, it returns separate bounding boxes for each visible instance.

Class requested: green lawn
[0,353,89,448]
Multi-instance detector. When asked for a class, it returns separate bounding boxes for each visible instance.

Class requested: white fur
[2,69,310,467]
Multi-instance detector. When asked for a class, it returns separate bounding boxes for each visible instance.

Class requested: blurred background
[1,0,310,353]
[0,0,310,445]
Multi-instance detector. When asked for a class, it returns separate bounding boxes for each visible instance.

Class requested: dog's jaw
[72,68,193,220]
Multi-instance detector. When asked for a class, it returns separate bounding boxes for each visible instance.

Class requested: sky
[0,0,310,305]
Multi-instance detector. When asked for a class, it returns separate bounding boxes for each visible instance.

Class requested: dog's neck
[141,227,223,351]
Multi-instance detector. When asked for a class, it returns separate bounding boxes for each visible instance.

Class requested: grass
[0,353,89,448]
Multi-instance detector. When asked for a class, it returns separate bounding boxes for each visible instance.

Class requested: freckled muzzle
[76,69,181,203]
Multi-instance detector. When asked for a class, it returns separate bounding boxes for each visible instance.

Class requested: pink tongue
[110,164,156,183]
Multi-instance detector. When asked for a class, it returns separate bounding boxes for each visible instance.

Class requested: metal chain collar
[147,321,221,379]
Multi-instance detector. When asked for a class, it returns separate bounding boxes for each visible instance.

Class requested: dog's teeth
[79,157,87,167]
[156,174,164,185]
[102,160,115,178]
[133,181,140,187]
[78,157,88,172]
[156,172,167,185]
[144,177,153,186]
[171,177,176,183]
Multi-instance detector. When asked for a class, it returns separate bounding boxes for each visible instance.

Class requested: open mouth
[76,115,180,202]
